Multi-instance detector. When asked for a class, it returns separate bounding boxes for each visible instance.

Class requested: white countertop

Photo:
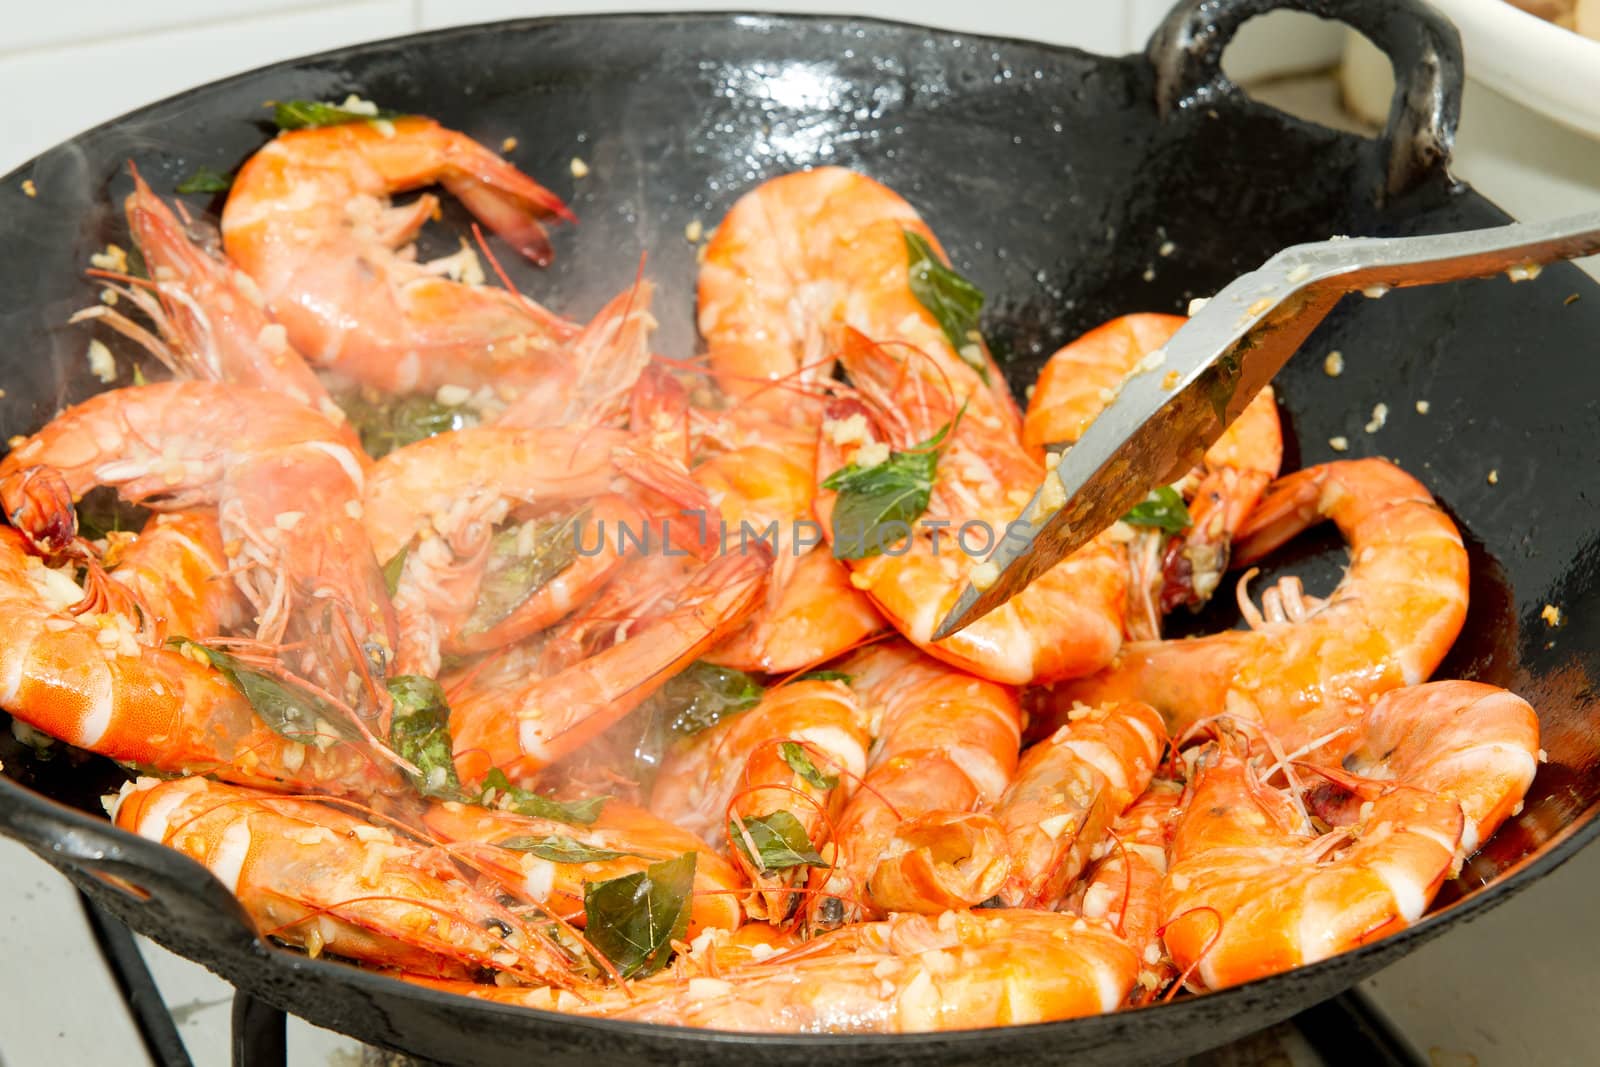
[3,21,1600,1067]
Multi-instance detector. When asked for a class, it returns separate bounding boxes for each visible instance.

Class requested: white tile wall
[0,0,1348,177]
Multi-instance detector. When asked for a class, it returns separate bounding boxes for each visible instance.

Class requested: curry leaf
[273,99,403,130]
[779,741,838,792]
[387,675,460,799]
[640,661,765,737]
[1120,485,1192,535]
[461,511,584,636]
[797,670,852,684]
[822,422,950,560]
[728,811,824,872]
[582,852,696,978]
[171,638,358,745]
[480,768,607,827]
[381,544,408,598]
[495,834,642,864]
[335,390,470,460]
[176,166,232,194]
[904,230,988,381]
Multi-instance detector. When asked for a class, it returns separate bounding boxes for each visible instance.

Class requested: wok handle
[1146,0,1462,198]
[0,777,269,969]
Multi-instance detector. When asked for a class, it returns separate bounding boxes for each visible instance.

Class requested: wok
[2,0,1598,1063]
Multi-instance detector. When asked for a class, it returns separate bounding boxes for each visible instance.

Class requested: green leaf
[821,422,951,560]
[638,661,765,737]
[1120,485,1193,535]
[460,511,584,636]
[335,390,470,460]
[75,487,147,542]
[904,230,988,381]
[796,670,852,684]
[170,638,353,745]
[582,852,696,978]
[273,99,403,130]
[175,166,232,194]
[779,741,838,791]
[728,811,824,873]
[386,675,460,799]
[381,544,408,598]
[495,834,643,864]
[480,768,607,827]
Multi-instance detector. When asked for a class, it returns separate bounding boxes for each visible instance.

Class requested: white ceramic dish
[1427,0,1600,139]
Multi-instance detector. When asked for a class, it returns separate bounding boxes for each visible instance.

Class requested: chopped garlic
[1541,603,1563,627]
[822,413,870,448]
[1141,266,1155,282]
[1186,296,1210,316]
[1133,346,1166,374]
[1158,240,1176,257]
[87,339,116,383]
[969,560,999,591]
[436,383,472,407]
[570,157,590,179]
[21,179,36,198]
[1323,350,1344,377]
[1487,468,1499,486]
[1364,403,1388,434]
[854,440,890,469]
[90,244,129,273]
[1286,263,1311,284]
[1328,435,1349,452]
[1506,262,1542,283]
[684,218,704,243]
[1362,284,1390,299]
[338,94,380,116]
[501,136,519,152]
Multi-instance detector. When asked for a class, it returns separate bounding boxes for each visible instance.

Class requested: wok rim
[1,4,1595,1056]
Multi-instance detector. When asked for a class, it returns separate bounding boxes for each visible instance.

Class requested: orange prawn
[1045,458,1469,757]
[221,116,577,394]
[814,329,1127,685]
[1160,730,1462,992]
[1022,313,1283,636]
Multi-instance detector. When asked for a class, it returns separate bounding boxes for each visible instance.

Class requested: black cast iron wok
[2,1,1598,1063]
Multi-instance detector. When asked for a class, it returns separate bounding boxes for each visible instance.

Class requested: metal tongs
[934,211,1600,639]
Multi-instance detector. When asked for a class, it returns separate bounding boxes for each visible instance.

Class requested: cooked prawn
[221,116,577,394]
[449,548,771,786]
[113,776,578,982]
[989,700,1166,908]
[106,510,250,641]
[420,797,743,936]
[75,169,340,420]
[414,909,1138,1032]
[814,330,1126,685]
[493,277,657,430]
[693,439,884,673]
[0,527,395,794]
[1072,778,1184,1002]
[1046,458,1469,756]
[1308,681,1541,856]
[806,642,1021,925]
[1022,313,1282,635]
[0,381,397,730]
[1161,730,1462,991]
[649,677,872,921]
[699,166,1019,433]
